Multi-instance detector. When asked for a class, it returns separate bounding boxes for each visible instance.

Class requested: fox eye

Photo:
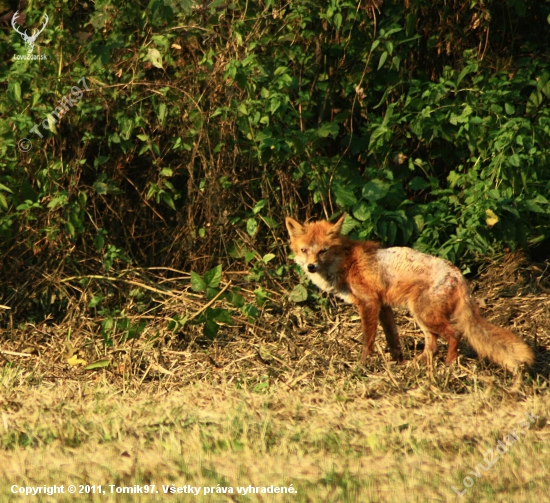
[300,247,307,253]
[319,248,328,254]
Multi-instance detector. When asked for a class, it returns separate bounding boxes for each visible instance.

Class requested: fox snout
[307,263,317,273]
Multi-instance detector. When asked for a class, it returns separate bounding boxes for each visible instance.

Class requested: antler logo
[11,11,49,56]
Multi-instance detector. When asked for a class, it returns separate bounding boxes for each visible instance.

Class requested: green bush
[1,0,549,320]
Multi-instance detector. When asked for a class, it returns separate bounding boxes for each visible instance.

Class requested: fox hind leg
[415,325,439,362]
[414,313,461,364]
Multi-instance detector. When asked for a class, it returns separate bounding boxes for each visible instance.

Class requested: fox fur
[285,214,534,372]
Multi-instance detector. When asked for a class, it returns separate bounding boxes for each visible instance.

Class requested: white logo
[11,11,48,60]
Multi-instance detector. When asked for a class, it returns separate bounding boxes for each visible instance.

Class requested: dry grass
[0,374,548,502]
[0,253,549,502]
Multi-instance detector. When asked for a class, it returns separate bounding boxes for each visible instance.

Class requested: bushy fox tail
[455,284,534,372]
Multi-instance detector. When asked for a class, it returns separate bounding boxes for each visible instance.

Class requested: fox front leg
[379,305,404,362]
[356,301,380,363]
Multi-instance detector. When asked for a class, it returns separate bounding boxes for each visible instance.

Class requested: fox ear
[285,217,305,238]
[328,213,347,236]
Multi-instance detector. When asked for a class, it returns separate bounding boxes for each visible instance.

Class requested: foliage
[1,0,550,325]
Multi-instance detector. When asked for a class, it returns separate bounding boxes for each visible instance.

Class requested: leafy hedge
[1,0,550,319]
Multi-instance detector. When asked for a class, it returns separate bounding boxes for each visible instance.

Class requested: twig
[286,371,312,389]
[60,275,179,297]
[0,348,34,357]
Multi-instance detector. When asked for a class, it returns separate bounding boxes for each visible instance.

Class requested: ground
[0,253,549,502]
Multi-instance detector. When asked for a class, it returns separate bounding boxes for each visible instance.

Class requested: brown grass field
[0,253,549,502]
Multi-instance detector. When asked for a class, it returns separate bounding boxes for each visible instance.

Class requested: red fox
[285,214,534,372]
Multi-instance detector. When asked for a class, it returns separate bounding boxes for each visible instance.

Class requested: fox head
[285,214,346,275]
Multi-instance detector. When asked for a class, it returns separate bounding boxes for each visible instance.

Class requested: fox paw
[390,351,404,363]
[359,349,374,364]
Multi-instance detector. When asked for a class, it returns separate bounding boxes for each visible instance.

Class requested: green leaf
[501,204,520,219]
[66,221,75,238]
[508,154,521,167]
[406,13,417,37]
[94,156,110,168]
[146,48,163,69]
[270,97,281,114]
[78,191,87,207]
[362,179,389,201]
[84,359,110,370]
[161,193,176,210]
[204,264,222,288]
[203,319,219,339]
[88,295,103,308]
[211,308,232,324]
[450,105,473,125]
[524,200,545,213]
[368,125,389,148]
[0,193,8,211]
[317,123,339,138]
[353,201,371,221]
[246,218,258,236]
[386,221,397,245]
[409,177,430,191]
[289,284,308,302]
[93,181,107,195]
[382,103,396,126]
[158,103,167,124]
[413,214,425,232]
[252,199,267,214]
[46,114,58,135]
[526,90,543,114]
[242,303,259,319]
[254,287,269,307]
[262,216,278,228]
[456,64,476,88]
[505,103,515,115]
[333,12,342,30]
[377,51,388,70]
[206,287,220,300]
[190,271,207,292]
[94,233,105,251]
[228,292,245,308]
[332,181,357,207]
[253,381,269,393]
[8,82,21,104]
[340,214,358,235]
[262,253,276,263]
